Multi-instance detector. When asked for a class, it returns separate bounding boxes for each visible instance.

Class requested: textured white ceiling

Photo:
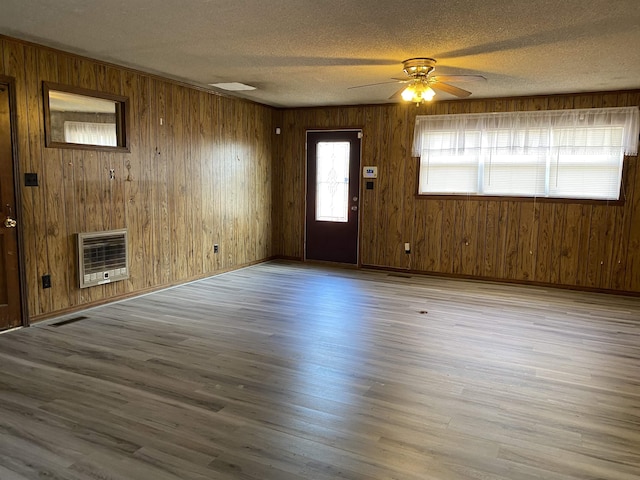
[1,0,639,107]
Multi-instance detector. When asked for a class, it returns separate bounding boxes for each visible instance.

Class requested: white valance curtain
[64,121,117,147]
[412,107,639,158]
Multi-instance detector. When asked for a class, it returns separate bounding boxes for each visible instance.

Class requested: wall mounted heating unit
[77,229,129,288]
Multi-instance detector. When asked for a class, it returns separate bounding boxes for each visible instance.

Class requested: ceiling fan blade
[432,74,486,83]
[348,80,400,90]
[389,86,406,100]
[432,82,473,98]
[349,77,411,90]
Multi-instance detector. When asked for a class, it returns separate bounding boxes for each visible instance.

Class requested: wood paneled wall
[1,36,274,320]
[273,92,640,293]
[2,34,639,323]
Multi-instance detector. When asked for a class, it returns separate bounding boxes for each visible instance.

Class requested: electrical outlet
[404,242,411,254]
[42,274,51,289]
[214,244,219,254]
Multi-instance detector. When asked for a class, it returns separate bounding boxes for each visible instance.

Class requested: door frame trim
[1,74,29,327]
[304,128,363,266]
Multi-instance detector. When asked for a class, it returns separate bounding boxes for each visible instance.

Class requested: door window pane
[316,141,350,222]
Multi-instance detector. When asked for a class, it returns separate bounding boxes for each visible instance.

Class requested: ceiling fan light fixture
[422,86,436,101]
[401,83,435,105]
[401,85,416,102]
[350,56,481,103]
[402,58,437,77]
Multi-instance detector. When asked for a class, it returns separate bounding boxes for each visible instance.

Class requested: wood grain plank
[460,200,480,276]
[152,79,171,286]
[122,71,143,293]
[549,202,566,285]
[575,205,592,287]
[186,89,200,275]
[425,199,444,272]
[452,200,465,275]
[439,200,455,274]
[271,109,284,257]
[586,205,613,288]
[559,204,583,286]
[233,100,246,265]
[169,84,188,281]
[360,107,382,266]
[535,203,554,284]
[611,156,636,289]
[200,91,215,273]
[412,201,429,272]
[401,107,414,270]
[375,107,396,266]
[259,105,272,260]
[211,96,224,271]
[494,202,511,278]
[222,97,236,269]
[137,74,154,288]
[482,200,499,278]
[516,200,539,281]
[474,200,487,277]
[503,202,520,279]
[37,46,72,313]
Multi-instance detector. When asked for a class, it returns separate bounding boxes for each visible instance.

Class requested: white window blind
[64,121,117,147]
[413,107,639,200]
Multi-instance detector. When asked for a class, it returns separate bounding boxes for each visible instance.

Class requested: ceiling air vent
[77,229,129,288]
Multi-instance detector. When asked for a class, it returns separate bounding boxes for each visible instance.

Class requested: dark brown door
[305,130,361,264]
[0,81,22,330]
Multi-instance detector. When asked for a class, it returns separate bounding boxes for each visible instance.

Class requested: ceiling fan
[350,58,486,105]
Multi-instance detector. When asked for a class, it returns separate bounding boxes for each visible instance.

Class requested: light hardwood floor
[1,260,639,479]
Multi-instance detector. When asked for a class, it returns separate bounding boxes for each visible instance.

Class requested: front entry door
[305,130,361,264]
[0,81,22,330]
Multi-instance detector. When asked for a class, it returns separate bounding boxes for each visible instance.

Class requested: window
[315,141,350,222]
[64,121,117,147]
[414,107,639,200]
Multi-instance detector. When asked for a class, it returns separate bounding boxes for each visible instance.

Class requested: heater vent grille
[77,229,129,288]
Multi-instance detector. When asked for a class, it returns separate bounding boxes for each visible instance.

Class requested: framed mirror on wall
[43,82,129,152]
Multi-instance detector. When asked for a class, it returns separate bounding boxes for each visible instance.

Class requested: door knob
[4,205,16,228]
[351,205,358,211]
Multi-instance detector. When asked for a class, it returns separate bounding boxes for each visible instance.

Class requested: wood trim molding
[0,74,29,327]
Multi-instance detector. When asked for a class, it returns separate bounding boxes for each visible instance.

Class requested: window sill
[414,193,625,206]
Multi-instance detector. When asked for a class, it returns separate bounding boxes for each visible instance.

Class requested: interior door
[0,81,22,330]
[305,130,361,264]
